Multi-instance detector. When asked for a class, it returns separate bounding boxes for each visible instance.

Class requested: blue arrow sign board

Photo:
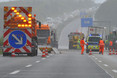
[8,30,27,48]
[81,18,93,27]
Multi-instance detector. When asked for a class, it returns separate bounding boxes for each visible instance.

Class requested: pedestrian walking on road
[99,39,105,55]
[80,37,86,55]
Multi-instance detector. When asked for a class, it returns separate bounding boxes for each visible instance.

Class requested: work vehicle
[35,24,52,53]
[68,32,84,49]
[86,34,101,53]
[3,6,41,56]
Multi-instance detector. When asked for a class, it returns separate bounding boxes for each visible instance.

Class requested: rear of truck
[68,32,84,49]
[36,24,52,53]
[3,7,37,56]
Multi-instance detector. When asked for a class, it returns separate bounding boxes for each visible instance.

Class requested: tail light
[87,43,88,45]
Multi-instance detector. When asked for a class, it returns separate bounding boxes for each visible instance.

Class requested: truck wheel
[69,42,73,49]
[3,53,6,56]
[35,50,38,56]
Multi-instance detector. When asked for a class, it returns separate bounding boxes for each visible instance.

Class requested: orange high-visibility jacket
[109,41,113,46]
[99,40,104,46]
[80,40,85,47]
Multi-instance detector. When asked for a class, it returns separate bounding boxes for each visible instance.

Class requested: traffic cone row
[89,48,92,55]
[41,47,49,57]
[109,48,117,55]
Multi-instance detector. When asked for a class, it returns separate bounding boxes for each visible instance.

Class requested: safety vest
[109,41,113,46]
[99,40,104,46]
[80,40,85,47]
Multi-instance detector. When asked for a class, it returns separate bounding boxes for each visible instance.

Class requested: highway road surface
[0,50,114,78]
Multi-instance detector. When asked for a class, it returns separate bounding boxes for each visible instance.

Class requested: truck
[86,26,106,53]
[3,7,41,56]
[35,24,53,53]
[87,26,105,40]
[68,32,84,49]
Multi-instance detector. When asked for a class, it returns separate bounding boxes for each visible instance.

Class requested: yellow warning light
[28,14,32,17]
[14,10,17,13]
[16,12,19,15]
[18,24,21,27]
[23,20,27,22]
[28,18,32,20]
[11,7,15,10]
[21,17,24,20]
[29,24,32,27]
[22,24,25,27]
[25,24,28,27]
[19,14,22,17]
[28,21,32,24]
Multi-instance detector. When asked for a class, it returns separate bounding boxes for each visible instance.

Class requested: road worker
[105,40,109,50]
[109,40,113,50]
[99,39,105,55]
[80,37,86,55]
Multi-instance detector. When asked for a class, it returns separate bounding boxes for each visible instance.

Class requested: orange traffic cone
[89,48,92,55]
[45,47,48,56]
[113,48,115,55]
[11,49,15,57]
[42,49,46,57]
[109,48,112,55]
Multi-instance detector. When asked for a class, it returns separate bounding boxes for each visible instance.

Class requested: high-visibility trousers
[99,45,104,54]
[81,46,84,54]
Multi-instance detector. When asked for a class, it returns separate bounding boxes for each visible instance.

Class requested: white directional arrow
[12,34,23,44]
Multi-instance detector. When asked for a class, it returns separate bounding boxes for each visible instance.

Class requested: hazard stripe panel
[25,29,32,38]
[14,49,21,53]
[4,47,12,52]
[4,9,13,17]
[3,40,8,47]
[19,7,29,16]
[3,29,10,38]
[27,40,32,47]
[23,46,31,53]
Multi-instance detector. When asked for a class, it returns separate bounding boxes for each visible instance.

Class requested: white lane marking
[92,56,95,58]
[42,58,46,60]
[36,61,40,63]
[10,70,20,74]
[25,64,32,67]
[104,64,108,67]
[98,60,102,62]
[112,70,117,73]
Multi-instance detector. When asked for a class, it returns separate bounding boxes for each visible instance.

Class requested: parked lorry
[35,24,53,53]
[3,6,41,56]
[68,32,84,49]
